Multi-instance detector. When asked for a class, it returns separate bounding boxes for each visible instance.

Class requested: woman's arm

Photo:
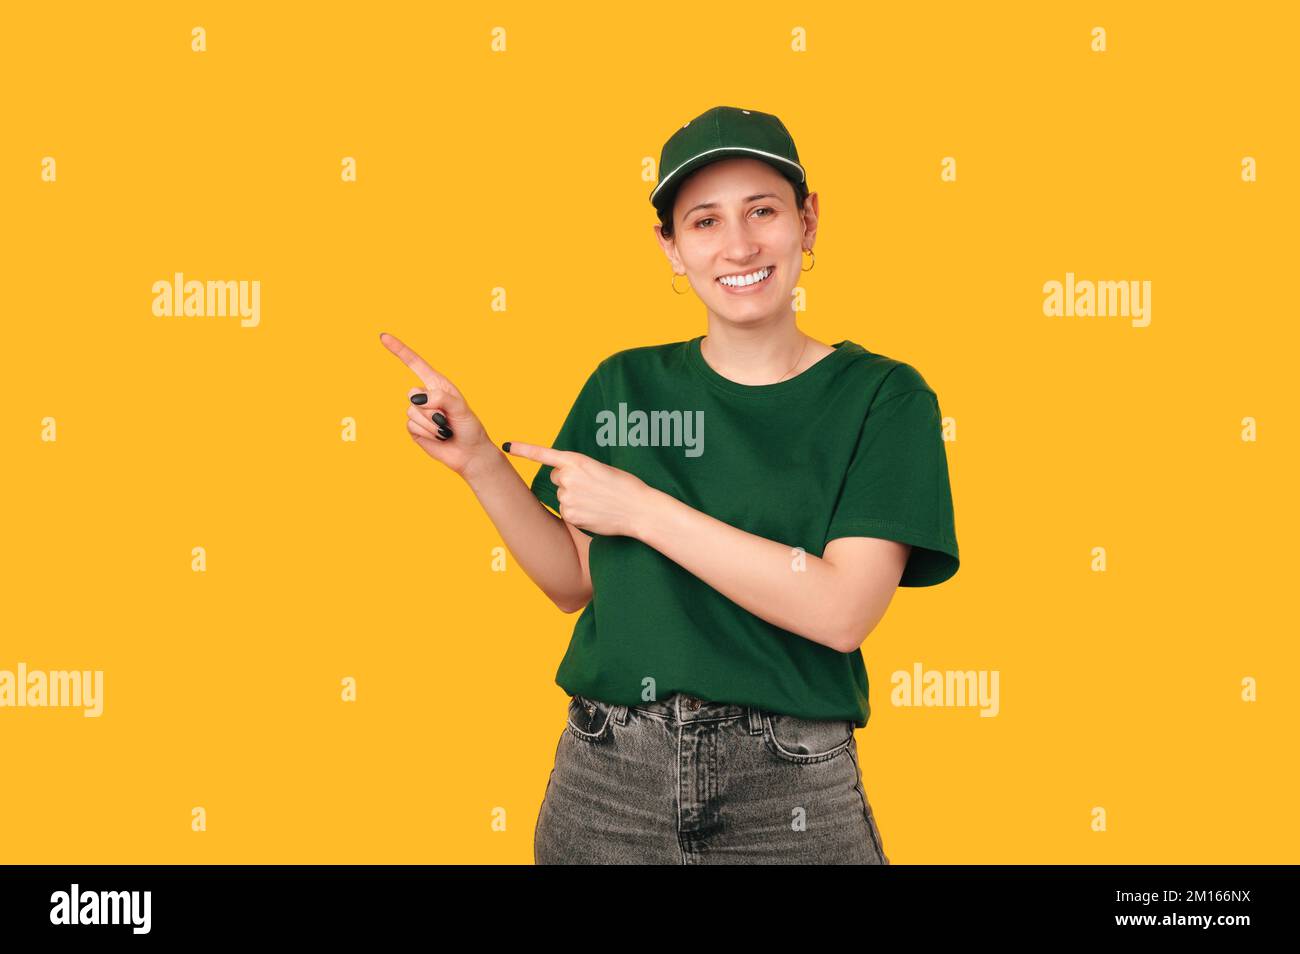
[377,333,590,613]
[500,441,909,650]
[462,450,592,613]
[632,486,911,653]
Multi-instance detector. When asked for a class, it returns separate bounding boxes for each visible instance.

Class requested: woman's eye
[695,208,774,229]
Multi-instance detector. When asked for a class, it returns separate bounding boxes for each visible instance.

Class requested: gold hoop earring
[801,248,816,272]
[671,272,690,295]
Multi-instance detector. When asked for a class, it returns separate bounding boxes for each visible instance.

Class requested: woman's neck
[699,324,830,385]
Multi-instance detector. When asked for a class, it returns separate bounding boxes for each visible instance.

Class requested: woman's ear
[799,191,820,243]
[652,222,681,268]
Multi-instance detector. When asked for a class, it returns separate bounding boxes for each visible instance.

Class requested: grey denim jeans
[534,691,890,864]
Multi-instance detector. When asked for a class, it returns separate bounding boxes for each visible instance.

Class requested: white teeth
[717,266,772,287]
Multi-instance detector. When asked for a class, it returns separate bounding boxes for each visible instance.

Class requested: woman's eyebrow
[682,192,782,218]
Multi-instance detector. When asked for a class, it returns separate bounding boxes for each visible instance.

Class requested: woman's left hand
[503,442,655,538]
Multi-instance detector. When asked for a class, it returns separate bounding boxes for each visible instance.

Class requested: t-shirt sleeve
[824,368,960,587]
[528,363,609,539]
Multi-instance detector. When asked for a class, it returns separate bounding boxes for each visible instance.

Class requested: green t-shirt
[528,335,959,728]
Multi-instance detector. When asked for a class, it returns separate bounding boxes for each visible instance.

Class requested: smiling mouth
[716,265,775,288]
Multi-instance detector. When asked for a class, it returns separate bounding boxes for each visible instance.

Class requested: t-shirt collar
[685,334,859,398]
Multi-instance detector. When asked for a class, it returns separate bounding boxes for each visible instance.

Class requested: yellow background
[2,2,1295,863]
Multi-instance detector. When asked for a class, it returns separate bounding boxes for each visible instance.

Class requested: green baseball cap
[650,105,807,220]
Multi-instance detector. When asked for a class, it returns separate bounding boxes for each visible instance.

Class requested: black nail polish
[437,426,452,439]
[434,432,449,441]
[502,441,511,453]
[431,411,448,427]
[410,393,428,405]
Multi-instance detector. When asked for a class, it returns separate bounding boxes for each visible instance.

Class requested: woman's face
[656,157,818,327]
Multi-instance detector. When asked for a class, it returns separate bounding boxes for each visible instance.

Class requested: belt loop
[614,704,629,726]
[746,705,764,735]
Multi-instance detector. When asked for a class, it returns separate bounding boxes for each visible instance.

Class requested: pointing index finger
[379,332,442,390]
[503,442,568,467]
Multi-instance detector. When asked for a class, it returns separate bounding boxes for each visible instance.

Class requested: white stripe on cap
[650,147,806,204]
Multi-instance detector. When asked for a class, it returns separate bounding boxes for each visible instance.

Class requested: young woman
[380,106,960,864]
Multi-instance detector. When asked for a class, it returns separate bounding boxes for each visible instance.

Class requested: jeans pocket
[761,712,855,764]
[565,693,615,743]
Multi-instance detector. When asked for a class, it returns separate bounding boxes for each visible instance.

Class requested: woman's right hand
[379,332,498,480]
